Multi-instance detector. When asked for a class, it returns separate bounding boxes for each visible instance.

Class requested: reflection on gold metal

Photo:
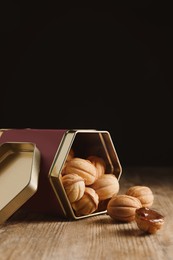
[0,142,40,224]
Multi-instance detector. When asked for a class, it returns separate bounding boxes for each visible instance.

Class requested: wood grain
[0,167,173,260]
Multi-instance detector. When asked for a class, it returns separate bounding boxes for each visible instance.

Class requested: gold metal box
[49,129,122,219]
[0,129,122,221]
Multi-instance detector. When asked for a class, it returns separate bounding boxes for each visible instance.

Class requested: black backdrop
[2,6,173,167]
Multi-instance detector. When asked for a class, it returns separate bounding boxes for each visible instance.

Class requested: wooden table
[0,167,173,260]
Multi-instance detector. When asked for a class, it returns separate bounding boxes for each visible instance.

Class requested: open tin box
[0,129,122,222]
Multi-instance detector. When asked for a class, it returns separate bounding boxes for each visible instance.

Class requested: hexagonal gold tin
[0,142,41,224]
[0,129,122,221]
[49,129,122,219]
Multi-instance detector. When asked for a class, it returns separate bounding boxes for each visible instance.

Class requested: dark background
[1,5,173,167]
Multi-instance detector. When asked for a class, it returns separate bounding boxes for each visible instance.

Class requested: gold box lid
[0,142,41,223]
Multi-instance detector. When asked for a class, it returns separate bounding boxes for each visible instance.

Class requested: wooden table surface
[0,166,173,260]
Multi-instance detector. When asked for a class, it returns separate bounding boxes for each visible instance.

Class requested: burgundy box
[0,129,122,222]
